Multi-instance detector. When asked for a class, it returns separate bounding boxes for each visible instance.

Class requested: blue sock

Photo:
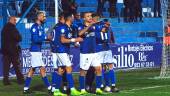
[79,76,85,89]
[52,72,57,87]
[109,70,116,85]
[104,72,110,86]
[101,69,105,85]
[42,76,50,87]
[66,73,74,88]
[96,76,102,88]
[55,73,62,89]
[24,77,32,88]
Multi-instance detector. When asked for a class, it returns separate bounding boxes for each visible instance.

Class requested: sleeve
[59,26,66,36]
[77,25,84,31]
[51,28,55,41]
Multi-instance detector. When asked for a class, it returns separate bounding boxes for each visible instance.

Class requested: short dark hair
[82,12,92,18]
[64,13,73,20]
[59,12,65,18]
[103,19,109,22]
[92,13,100,18]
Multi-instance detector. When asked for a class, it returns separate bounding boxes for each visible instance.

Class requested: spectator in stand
[123,0,130,22]
[134,0,143,22]
[154,0,161,17]
[61,0,77,15]
[22,0,40,22]
[70,0,78,15]
[109,0,117,18]
[46,0,55,17]
[97,0,105,17]
[128,0,135,22]
[15,0,23,16]
[22,0,30,17]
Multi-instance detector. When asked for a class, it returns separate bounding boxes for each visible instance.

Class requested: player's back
[50,22,64,52]
[94,22,112,52]
[52,24,72,53]
[30,23,45,52]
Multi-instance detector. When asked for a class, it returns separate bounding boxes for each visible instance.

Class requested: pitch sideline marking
[122,85,170,92]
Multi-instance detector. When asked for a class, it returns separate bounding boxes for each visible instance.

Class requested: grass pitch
[0,68,169,96]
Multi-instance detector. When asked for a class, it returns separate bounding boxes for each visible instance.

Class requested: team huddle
[23,11,119,96]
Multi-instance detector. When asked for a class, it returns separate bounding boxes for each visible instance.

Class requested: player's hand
[47,35,53,41]
[101,27,107,33]
[74,42,80,47]
[75,37,83,42]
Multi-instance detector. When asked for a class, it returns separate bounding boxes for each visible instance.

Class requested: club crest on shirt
[61,29,65,33]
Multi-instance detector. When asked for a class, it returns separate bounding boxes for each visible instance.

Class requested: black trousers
[86,67,95,87]
[109,0,117,17]
[97,0,105,16]
[3,53,24,83]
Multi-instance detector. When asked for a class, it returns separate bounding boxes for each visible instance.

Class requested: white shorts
[56,53,72,67]
[30,52,45,68]
[52,53,58,69]
[97,50,114,64]
[80,53,101,70]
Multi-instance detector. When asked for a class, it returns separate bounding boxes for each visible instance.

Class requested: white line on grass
[122,85,170,92]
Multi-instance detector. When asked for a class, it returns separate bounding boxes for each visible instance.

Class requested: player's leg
[108,64,119,92]
[79,69,88,94]
[94,66,103,94]
[51,68,58,93]
[104,50,119,92]
[54,53,74,96]
[93,53,103,94]
[40,67,51,91]
[62,71,68,93]
[103,64,111,91]
[53,67,67,96]
[51,53,60,93]
[23,67,35,93]
[65,66,81,95]
[85,67,95,92]
[96,51,105,89]
[79,53,92,94]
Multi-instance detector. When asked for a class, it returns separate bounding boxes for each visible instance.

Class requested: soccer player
[52,13,83,96]
[49,13,66,93]
[78,12,103,95]
[94,17,119,92]
[23,11,51,94]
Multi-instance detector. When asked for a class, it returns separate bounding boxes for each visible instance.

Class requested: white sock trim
[112,84,116,87]
[81,89,85,91]
[71,87,75,90]
[24,87,29,90]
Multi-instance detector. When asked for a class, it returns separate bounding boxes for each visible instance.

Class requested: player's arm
[61,36,83,43]
[78,26,91,36]
[60,26,83,43]
[46,24,58,41]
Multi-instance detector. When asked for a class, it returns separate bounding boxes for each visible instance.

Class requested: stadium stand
[0,0,163,48]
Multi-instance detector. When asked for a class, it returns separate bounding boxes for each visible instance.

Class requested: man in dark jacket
[109,0,117,18]
[1,16,24,85]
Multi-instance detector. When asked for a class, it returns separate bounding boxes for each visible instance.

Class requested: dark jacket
[1,22,22,56]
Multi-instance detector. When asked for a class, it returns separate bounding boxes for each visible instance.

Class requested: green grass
[0,68,169,96]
